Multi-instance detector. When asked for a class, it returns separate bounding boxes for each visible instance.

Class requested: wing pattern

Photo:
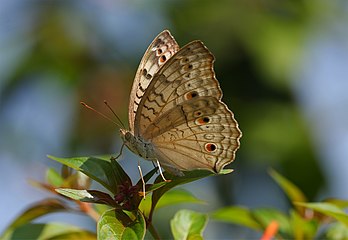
[134,40,241,173]
[128,30,179,131]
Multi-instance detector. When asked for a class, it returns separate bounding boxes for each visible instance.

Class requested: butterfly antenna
[80,101,123,129]
[104,100,126,129]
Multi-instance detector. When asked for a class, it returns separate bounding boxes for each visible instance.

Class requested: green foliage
[3,155,348,239]
[211,206,261,230]
[6,223,96,240]
[97,210,146,240]
[171,209,207,240]
[295,202,348,226]
[212,169,348,239]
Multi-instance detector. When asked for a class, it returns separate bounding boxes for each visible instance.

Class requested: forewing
[128,30,179,131]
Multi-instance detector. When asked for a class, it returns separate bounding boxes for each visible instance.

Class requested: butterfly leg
[137,161,146,199]
[156,159,171,182]
[114,143,125,160]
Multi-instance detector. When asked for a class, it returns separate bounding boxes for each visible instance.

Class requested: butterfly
[120,30,241,177]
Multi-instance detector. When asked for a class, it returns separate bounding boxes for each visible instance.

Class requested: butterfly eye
[125,132,132,141]
[205,143,217,152]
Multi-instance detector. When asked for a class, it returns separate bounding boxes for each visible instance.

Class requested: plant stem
[147,222,161,240]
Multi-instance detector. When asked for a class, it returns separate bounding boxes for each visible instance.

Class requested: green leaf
[46,168,64,187]
[2,223,96,240]
[136,167,159,187]
[48,155,129,194]
[252,208,292,237]
[170,209,208,240]
[97,209,146,240]
[56,188,118,207]
[5,199,70,230]
[295,202,348,226]
[289,209,318,239]
[211,206,261,230]
[151,169,230,219]
[324,222,348,240]
[139,189,205,216]
[62,171,92,189]
[146,181,167,193]
[269,168,307,213]
[110,158,133,188]
[1,201,72,239]
[324,198,348,209]
[156,189,205,209]
[95,204,112,215]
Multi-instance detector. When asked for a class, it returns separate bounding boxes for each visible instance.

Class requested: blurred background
[1,0,348,238]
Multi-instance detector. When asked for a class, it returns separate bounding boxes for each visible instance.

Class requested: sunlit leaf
[269,168,307,213]
[324,198,348,209]
[55,188,118,207]
[2,223,95,240]
[324,222,348,240]
[269,168,307,203]
[295,202,348,226]
[46,168,64,187]
[61,171,92,190]
[156,189,205,209]
[48,155,128,194]
[139,189,205,216]
[97,209,146,240]
[289,209,318,240]
[170,209,208,240]
[252,208,292,237]
[1,202,74,240]
[94,204,112,216]
[211,206,261,230]
[151,169,231,219]
[5,199,70,230]
[146,181,167,193]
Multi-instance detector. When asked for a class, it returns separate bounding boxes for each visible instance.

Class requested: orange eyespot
[196,117,210,125]
[160,55,166,63]
[205,143,217,152]
[185,91,199,100]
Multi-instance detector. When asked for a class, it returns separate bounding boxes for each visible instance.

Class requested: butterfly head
[120,128,133,143]
[120,128,142,155]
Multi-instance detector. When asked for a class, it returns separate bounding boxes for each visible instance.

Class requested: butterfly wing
[134,41,241,173]
[128,30,179,132]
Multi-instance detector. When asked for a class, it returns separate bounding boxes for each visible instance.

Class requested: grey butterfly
[120,30,241,176]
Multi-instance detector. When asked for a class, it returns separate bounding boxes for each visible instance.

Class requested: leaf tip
[218,169,234,175]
